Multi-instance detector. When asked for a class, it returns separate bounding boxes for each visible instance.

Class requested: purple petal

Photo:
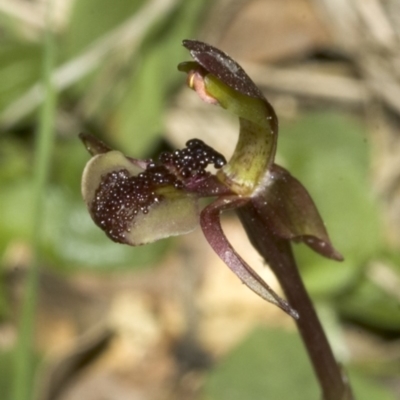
[182,40,264,100]
[184,175,234,197]
[252,164,343,261]
[200,196,299,319]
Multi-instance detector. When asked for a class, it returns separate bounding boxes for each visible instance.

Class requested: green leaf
[347,368,396,400]
[204,327,318,400]
[204,327,396,400]
[278,112,383,296]
[337,274,400,331]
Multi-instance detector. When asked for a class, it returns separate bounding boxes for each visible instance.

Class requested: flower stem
[237,203,354,400]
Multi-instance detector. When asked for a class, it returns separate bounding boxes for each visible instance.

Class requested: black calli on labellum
[80,40,343,321]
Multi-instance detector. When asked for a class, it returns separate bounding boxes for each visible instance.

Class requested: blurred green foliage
[63,0,146,57]
[0,349,41,400]
[278,113,400,331]
[112,0,209,156]
[0,43,42,111]
[204,327,396,400]
[0,0,210,271]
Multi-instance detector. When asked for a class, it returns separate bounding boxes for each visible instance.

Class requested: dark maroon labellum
[91,165,179,243]
[159,138,226,180]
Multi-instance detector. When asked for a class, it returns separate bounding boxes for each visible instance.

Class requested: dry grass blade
[242,62,370,106]
[315,0,400,112]
[0,0,178,129]
[0,0,48,35]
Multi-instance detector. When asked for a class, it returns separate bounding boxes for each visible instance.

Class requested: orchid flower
[80,40,354,400]
[80,40,342,321]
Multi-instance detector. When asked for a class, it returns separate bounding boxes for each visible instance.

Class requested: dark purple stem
[237,203,353,400]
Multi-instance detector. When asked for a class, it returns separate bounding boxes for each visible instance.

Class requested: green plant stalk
[201,75,277,195]
[237,204,354,400]
[12,16,56,400]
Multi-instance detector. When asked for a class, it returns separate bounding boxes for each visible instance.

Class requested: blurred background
[1,0,400,399]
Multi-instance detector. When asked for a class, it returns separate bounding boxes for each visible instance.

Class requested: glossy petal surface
[182,39,264,99]
[82,150,199,245]
[200,196,299,319]
[252,164,343,260]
